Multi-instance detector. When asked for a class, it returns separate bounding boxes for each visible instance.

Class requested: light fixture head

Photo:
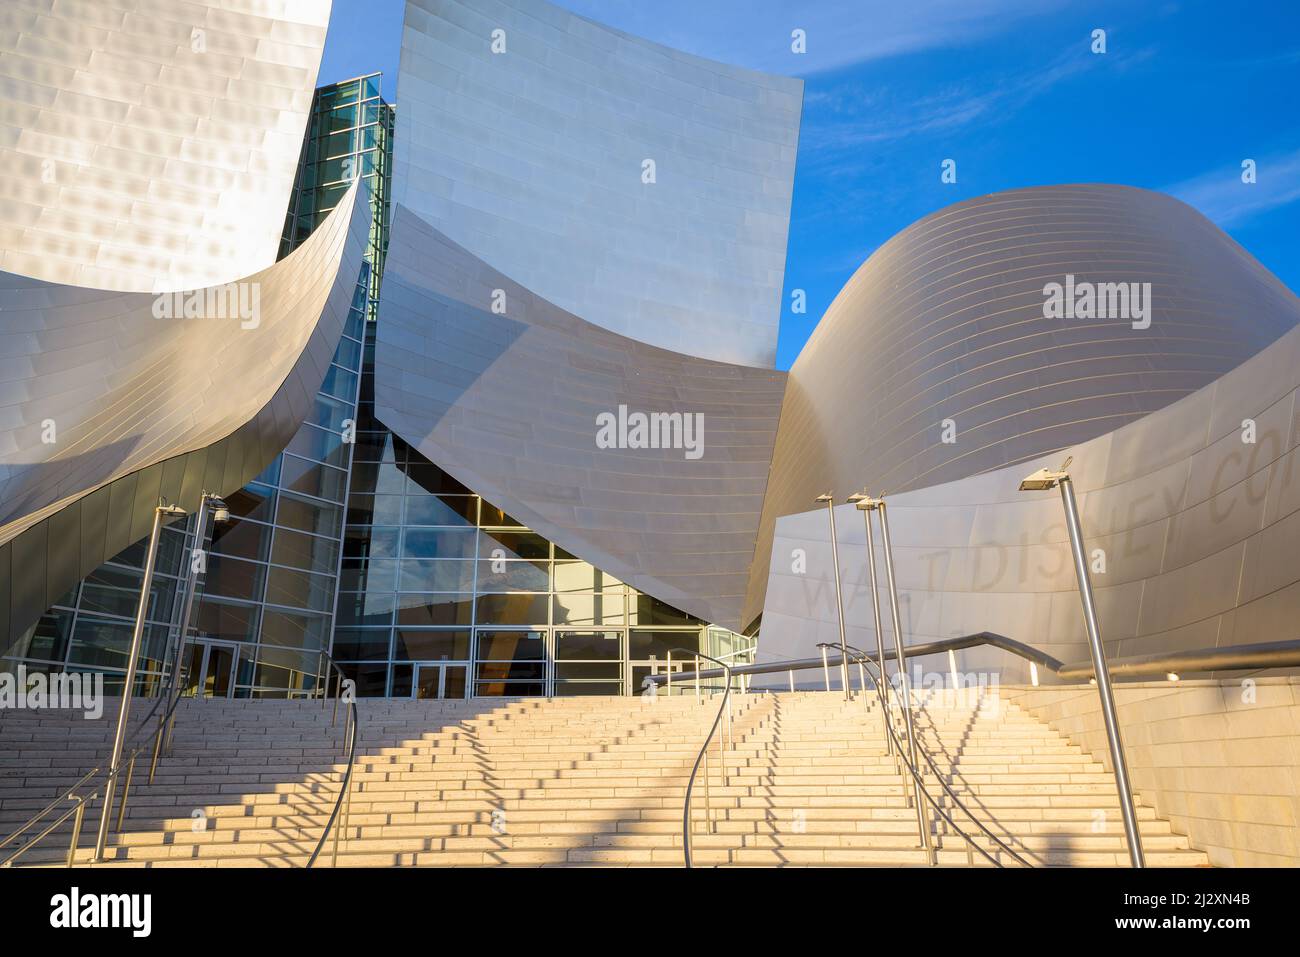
[815,492,834,504]
[846,491,867,504]
[1019,457,1074,492]
[1166,672,1180,683]
[209,496,232,527]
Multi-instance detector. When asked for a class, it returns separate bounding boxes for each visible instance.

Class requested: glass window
[393,629,471,661]
[475,593,548,626]
[553,593,625,627]
[395,594,473,627]
[320,364,358,402]
[209,518,272,563]
[476,559,549,592]
[403,493,475,526]
[628,595,702,627]
[555,662,621,679]
[403,460,471,495]
[403,527,476,559]
[336,590,394,627]
[346,526,398,559]
[276,492,343,539]
[476,630,546,661]
[9,608,74,663]
[479,500,524,527]
[286,424,350,470]
[336,662,388,697]
[280,454,347,503]
[332,629,392,660]
[346,493,403,526]
[628,630,699,660]
[310,393,353,432]
[553,561,623,593]
[225,483,277,523]
[479,530,548,560]
[261,609,330,650]
[338,557,397,593]
[555,631,622,660]
[193,598,259,643]
[270,527,340,574]
[265,565,335,613]
[398,559,476,592]
[201,554,266,603]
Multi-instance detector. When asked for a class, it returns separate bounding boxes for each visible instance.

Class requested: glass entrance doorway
[412,660,468,699]
[179,639,239,698]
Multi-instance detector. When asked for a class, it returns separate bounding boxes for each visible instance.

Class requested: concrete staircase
[0,689,1209,867]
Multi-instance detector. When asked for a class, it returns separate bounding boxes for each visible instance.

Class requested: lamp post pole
[875,496,933,862]
[850,492,893,757]
[817,494,851,701]
[95,501,184,861]
[1056,474,1145,868]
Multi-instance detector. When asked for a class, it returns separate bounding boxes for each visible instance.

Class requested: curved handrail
[823,642,1033,867]
[306,648,360,868]
[643,632,1300,688]
[672,648,732,869]
[0,664,193,868]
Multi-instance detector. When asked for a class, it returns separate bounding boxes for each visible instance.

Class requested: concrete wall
[394,0,802,367]
[1003,679,1300,867]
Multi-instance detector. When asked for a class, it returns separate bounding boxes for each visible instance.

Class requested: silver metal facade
[0,179,371,648]
[392,0,802,368]
[374,205,787,629]
[744,185,1300,625]
[758,316,1300,680]
[0,0,331,292]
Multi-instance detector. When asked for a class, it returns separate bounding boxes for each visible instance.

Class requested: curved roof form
[0,0,331,292]
[757,314,1300,681]
[0,179,369,648]
[744,185,1300,625]
[375,204,787,628]
[393,0,802,367]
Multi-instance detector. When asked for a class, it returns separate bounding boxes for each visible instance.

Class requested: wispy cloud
[800,43,1153,158]
[554,0,1077,75]
[1166,150,1300,227]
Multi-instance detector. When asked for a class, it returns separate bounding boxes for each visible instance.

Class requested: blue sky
[319,0,1300,369]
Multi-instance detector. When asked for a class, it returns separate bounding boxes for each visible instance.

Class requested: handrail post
[876,499,934,864]
[820,645,830,691]
[694,655,701,704]
[115,753,136,833]
[818,494,852,700]
[666,651,672,696]
[1057,475,1145,868]
[95,503,177,863]
[66,797,86,868]
[332,671,341,727]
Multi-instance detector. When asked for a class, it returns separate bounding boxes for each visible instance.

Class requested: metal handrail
[673,648,732,869]
[0,663,193,868]
[306,648,359,868]
[643,632,1300,687]
[823,642,1033,867]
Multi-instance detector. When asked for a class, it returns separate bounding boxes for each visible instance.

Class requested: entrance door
[179,639,239,698]
[412,661,468,700]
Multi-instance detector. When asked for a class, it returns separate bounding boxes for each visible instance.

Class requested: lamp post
[816,493,851,701]
[153,493,230,767]
[872,493,933,863]
[1019,458,1144,868]
[95,500,186,861]
[848,491,893,757]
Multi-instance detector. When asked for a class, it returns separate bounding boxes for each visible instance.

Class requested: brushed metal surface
[392,0,801,368]
[757,317,1300,680]
[374,204,787,628]
[0,0,331,292]
[745,185,1300,626]
[0,179,370,647]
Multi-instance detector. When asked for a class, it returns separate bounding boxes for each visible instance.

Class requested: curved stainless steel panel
[393,0,802,367]
[374,204,787,628]
[758,316,1300,680]
[0,179,369,647]
[0,0,331,292]
[745,185,1300,625]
